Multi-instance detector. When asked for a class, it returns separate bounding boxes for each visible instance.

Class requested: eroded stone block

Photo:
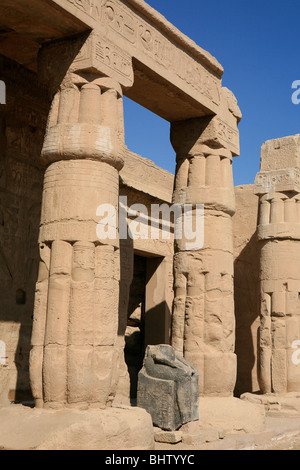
[137,344,199,431]
[260,134,300,172]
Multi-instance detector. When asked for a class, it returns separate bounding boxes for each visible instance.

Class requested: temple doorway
[124,253,171,400]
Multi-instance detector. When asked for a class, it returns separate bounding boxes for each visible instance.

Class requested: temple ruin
[0,0,299,450]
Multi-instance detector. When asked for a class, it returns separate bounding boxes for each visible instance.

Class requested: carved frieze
[254,168,300,196]
[52,0,222,113]
[101,0,220,105]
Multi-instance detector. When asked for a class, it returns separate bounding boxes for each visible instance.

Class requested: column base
[241,392,300,417]
[180,397,265,435]
[0,404,154,450]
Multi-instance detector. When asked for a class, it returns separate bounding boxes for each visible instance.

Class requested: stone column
[29,73,125,409]
[170,88,241,397]
[254,135,300,394]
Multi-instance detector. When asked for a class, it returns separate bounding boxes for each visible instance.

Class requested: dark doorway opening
[124,253,172,401]
[125,254,146,401]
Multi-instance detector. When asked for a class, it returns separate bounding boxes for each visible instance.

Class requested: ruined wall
[0,56,50,403]
[233,184,260,396]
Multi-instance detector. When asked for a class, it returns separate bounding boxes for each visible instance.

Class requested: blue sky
[123,0,300,186]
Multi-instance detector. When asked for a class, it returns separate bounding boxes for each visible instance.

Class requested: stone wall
[0,56,50,403]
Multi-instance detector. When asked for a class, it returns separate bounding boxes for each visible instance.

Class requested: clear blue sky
[123,0,300,186]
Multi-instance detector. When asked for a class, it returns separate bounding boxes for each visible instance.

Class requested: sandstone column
[171,88,241,396]
[254,135,300,394]
[29,73,125,409]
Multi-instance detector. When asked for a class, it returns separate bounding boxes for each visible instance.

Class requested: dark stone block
[137,344,199,431]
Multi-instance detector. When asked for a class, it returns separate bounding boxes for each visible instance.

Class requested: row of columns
[30,42,243,407]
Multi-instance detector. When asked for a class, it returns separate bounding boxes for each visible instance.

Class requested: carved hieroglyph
[49,0,223,121]
[29,69,125,408]
[254,135,300,394]
[170,87,241,396]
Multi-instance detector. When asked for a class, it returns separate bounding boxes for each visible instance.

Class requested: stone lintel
[123,0,223,77]
[47,0,223,119]
[254,168,300,196]
[50,0,223,75]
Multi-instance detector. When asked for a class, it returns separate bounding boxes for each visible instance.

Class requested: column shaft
[171,149,237,396]
[30,75,124,408]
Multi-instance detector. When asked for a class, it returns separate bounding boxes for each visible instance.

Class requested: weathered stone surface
[254,168,300,196]
[241,392,300,417]
[120,148,174,203]
[154,429,182,444]
[28,69,125,410]
[182,428,219,445]
[137,345,199,431]
[196,397,265,434]
[254,135,300,396]
[170,87,241,399]
[0,404,154,450]
[260,134,300,172]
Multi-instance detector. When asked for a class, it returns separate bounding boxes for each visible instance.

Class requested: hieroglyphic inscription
[216,118,239,154]
[196,115,239,156]
[73,32,133,86]
[254,168,300,195]
[101,0,220,105]
[66,0,101,18]
[138,379,173,427]
[65,0,220,106]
